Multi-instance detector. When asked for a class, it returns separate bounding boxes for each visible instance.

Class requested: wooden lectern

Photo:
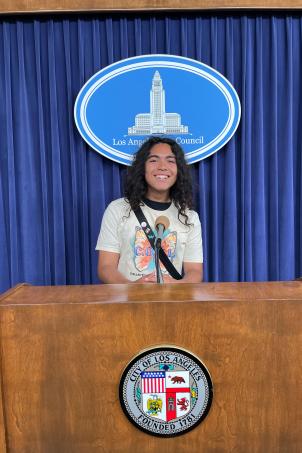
[0,282,302,452]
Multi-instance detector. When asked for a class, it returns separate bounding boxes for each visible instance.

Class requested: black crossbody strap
[134,207,182,280]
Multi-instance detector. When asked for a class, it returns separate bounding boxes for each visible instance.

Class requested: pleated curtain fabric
[0,13,301,292]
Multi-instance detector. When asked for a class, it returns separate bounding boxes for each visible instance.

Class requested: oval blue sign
[74,55,241,165]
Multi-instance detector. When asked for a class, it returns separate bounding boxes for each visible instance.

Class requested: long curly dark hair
[124,136,193,225]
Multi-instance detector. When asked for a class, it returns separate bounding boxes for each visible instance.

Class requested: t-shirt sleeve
[95,203,121,253]
[183,211,203,263]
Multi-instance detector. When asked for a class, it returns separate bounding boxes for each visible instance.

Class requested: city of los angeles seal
[119,346,213,437]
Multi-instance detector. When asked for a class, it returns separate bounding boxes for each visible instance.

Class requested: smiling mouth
[155,175,169,180]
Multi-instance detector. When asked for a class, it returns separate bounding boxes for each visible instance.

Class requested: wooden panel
[1,0,302,14]
[0,346,7,453]
[0,286,24,453]
[0,282,301,452]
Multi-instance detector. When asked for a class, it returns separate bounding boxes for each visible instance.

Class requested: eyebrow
[147,154,176,159]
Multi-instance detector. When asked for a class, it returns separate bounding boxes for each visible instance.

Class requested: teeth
[156,175,168,180]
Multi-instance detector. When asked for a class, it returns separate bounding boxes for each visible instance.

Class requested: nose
[157,158,168,170]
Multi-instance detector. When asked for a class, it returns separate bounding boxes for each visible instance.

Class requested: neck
[146,190,170,203]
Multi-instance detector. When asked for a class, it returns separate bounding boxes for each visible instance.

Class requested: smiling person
[96,136,203,283]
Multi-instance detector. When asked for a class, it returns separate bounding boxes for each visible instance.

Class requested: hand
[162,274,177,284]
[133,272,178,284]
[134,271,157,283]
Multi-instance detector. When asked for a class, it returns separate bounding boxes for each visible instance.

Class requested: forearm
[162,263,203,284]
[179,270,203,283]
[98,265,130,284]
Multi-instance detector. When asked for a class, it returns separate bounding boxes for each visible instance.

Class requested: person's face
[144,143,178,202]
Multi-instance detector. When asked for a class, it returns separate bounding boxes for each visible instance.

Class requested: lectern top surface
[0,281,302,306]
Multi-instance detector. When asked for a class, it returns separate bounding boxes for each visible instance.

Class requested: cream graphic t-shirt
[96,198,203,281]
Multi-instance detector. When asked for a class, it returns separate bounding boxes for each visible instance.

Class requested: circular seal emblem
[119,346,213,437]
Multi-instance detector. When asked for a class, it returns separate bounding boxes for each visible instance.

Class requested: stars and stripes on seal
[141,371,166,393]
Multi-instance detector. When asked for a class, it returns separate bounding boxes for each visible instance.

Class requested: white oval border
[74,55,241,165]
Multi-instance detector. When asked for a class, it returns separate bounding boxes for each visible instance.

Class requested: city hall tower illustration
[128,71,188,135]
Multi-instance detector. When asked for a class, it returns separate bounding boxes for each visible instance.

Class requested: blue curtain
[1,13,302,292]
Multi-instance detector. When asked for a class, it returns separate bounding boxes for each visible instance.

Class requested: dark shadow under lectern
[0,281,302,452]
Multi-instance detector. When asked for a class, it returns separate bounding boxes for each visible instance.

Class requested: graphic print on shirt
[133,227,177,273]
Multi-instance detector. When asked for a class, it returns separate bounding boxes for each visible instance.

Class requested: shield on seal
[141,370,191,422]
[165,371,191,421]
[141,371,167,421]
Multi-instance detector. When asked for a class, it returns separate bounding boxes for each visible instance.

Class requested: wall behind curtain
[0,13,301,292]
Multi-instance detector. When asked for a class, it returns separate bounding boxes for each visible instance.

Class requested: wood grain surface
[0,336,7,453]
[0,282,302,452]
[1,0,302,14]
